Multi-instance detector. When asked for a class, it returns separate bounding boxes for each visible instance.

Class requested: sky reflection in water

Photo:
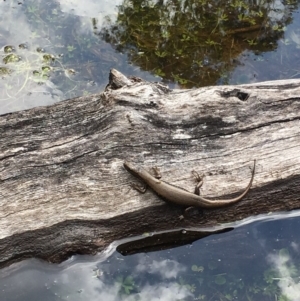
[1,213,300,301]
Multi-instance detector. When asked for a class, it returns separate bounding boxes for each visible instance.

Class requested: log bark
[0,69,300,267]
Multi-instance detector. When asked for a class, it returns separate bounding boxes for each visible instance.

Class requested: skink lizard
[124,160,256,208]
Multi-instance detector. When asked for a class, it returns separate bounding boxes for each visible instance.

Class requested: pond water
[1,0,300,114]
[1,212,300,301]
[1,1,299,300]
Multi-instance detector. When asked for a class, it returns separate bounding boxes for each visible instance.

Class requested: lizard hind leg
[130,182,147,193]
[191,170,204,195]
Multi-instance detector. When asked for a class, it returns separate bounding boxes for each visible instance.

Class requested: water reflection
[1,0,300,114]
[2,213,300,301]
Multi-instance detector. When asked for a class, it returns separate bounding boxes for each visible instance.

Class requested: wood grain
[0,69,299,267]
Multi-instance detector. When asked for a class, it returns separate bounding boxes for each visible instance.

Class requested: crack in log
[41,134,92,150]
[259,97,300,104]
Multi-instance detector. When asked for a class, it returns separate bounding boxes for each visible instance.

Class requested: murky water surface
[2,213,300,301]
[1,0,300,114]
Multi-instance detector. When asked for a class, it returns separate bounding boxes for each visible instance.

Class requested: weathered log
[0,69,300,267]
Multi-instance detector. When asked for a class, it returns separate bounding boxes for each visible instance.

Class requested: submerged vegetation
[0,44,71,95]
[0,0,117,112]
[95,247,297,301]
[100,0,299,87]
[0,0,300,112]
